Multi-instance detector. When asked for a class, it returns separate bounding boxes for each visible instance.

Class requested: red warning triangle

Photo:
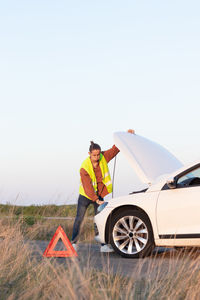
[43,226,78,257]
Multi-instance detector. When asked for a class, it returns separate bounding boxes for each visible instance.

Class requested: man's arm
[102,145,120,163]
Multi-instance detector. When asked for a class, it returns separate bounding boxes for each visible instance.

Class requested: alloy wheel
[112,215,149,255]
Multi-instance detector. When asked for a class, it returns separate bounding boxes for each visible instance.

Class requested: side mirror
[166,178,177,189]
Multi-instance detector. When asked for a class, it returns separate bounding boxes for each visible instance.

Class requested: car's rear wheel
[110,209,155,258]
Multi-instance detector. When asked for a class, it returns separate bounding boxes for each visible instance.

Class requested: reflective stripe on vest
[79,153,112,200]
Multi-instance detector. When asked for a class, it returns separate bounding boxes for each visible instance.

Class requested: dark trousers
[71,194,101,243]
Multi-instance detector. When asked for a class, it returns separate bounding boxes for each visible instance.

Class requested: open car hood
[114,132,183,185]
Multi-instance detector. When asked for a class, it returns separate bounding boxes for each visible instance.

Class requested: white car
[94,131,200,258]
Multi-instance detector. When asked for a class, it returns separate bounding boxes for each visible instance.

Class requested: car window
[177,167,200,187]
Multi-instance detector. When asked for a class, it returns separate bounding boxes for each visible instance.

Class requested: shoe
[100,244,114,253]
[72,243,77,252]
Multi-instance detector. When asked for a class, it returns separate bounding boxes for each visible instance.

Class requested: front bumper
[94,205,113,244]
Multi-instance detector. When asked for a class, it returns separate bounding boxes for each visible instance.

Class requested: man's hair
[89,141,101,152]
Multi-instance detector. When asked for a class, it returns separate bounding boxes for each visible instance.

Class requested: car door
[156,165,200,241]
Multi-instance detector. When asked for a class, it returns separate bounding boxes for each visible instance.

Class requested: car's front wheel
[110,209,155,258]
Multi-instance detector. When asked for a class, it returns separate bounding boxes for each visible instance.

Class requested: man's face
[89,149,101,164]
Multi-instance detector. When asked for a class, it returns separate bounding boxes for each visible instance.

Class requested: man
[71,129,134,252]
[71,140,119,252]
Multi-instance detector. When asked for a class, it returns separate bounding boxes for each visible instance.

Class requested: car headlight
[97,201,108,213]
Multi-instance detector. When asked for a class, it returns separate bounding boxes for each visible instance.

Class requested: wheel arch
[105,205,154,244]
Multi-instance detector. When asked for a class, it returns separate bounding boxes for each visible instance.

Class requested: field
[0,203,94,218]
[0,204,94,242]
[1,204,200,299]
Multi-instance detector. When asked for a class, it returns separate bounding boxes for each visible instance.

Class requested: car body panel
[114,132,183,185]
[94,191,160,244]
[157,186,200,236]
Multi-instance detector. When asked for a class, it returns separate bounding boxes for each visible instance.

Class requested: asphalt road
[27,240,200,281]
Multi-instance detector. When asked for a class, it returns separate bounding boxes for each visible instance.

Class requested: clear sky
[0,0,200,205]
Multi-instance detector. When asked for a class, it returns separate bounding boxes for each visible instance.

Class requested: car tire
[110,209,155,258]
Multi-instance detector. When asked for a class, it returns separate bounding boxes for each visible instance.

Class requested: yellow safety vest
[79,153,112,200]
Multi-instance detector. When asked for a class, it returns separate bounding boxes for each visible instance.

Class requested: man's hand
[127,129,135,134]
[96,199,104,205]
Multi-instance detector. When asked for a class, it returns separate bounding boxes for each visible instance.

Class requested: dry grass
[0,218,128,299]
[1,216,200,299]
[0,215,94,242]
[24,217,95,242]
